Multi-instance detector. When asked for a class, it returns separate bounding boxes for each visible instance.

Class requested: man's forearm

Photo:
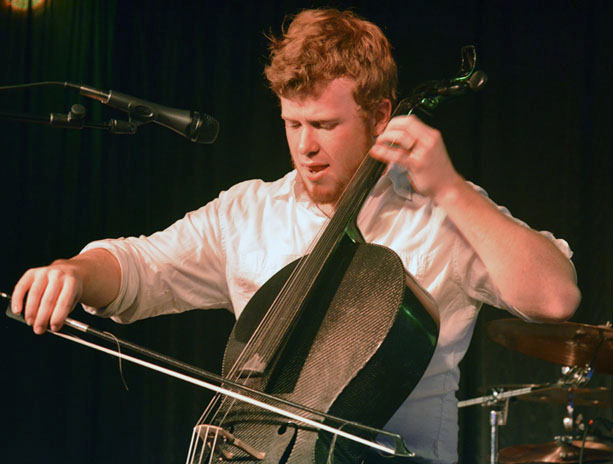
[65,248,121,308]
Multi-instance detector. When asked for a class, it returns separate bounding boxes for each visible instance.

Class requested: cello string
[206,427,218,464]
[223,148,379,372]
[203,156,370,423]
[222,125,392,376]
[203,200,385,449]
[205,144,408,436]
[219,216,332,376]
[197,102,414,436]
[233,154,383,371]
[202,134,391,433]
[198,160,370,431]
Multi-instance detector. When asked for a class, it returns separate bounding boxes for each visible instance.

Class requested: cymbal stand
[489,394,510,464]
[459,363,597,463]
[459,387,521,464]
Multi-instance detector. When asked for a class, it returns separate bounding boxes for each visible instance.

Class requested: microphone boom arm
[0,81,218,143]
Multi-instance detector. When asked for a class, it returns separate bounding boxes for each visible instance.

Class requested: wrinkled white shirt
[83,168,572,463]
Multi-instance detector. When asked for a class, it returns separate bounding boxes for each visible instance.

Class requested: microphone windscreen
[192,111,219,144]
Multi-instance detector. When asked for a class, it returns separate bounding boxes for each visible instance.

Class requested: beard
[292,158,360,207]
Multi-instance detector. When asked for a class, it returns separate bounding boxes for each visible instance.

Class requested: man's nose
[298,126,319,156]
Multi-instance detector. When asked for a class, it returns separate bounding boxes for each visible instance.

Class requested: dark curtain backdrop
[1,1,611,463]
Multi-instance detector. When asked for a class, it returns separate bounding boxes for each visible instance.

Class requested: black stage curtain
[1,1,611,462]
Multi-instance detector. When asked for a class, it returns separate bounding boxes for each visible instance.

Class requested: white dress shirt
[83,167,572,463]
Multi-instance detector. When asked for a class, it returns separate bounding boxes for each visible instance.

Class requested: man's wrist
[431,175,466,208]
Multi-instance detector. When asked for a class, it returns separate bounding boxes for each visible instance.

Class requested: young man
[12,9,579,464]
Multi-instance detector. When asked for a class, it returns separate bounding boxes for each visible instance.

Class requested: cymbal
[498,441,613,463]
[571,440,613,452]
[502,384,612,407]
[486,319,613,374]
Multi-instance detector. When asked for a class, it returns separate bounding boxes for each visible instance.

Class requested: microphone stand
[0,104,139,135]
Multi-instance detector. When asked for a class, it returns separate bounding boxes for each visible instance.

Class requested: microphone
[78,84,219,143]
[429,70,488,96]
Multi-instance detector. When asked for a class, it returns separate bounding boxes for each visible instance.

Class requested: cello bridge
[194,424,266,461]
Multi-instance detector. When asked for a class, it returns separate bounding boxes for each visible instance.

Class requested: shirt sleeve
[81,197,232,323]
[454,183,575,321]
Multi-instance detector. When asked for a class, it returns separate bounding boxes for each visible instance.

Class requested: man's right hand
[11,248,121,334]
[12,260,84,334]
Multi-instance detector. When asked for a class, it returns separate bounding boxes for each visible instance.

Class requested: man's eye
[315,122,337,130]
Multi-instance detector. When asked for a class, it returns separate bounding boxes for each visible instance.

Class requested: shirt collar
[282,164,415,205]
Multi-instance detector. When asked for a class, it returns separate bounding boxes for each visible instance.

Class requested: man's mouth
[303,164,329,181]
[308,165,328,173]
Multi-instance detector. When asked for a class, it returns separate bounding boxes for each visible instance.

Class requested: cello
[187,46,485,463]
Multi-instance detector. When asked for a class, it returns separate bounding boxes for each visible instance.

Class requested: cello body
[214,232,439,463]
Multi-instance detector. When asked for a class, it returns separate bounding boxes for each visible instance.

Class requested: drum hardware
[459,380,613,463]
[460,318,613,463]
[496,414,613,463]
[571,438,613,452]
[497,435,613,463]
[500,385,611,408]
[560,365,595,387]
[564,403,576,434]
[459,386,519,464]
[461,384,612,464]
[486,319,613,375]
[490,396,511,464]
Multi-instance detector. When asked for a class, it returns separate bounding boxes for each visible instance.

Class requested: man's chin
[296,174,343,205]
[305,187,341,206]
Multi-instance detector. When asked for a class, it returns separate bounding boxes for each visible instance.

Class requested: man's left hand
[370,115,462,204]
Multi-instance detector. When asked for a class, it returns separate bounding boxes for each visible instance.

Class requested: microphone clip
[49,103,87,129]
[50,101,138,135]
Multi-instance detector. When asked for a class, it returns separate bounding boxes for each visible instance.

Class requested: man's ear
[372,99,392,136]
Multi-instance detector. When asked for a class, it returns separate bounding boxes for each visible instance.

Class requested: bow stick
[2,292,411,457]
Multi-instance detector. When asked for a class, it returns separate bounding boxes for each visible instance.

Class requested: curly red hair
[264,9,397,116]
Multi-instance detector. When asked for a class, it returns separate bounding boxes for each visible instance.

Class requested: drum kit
[459,318,613,464]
